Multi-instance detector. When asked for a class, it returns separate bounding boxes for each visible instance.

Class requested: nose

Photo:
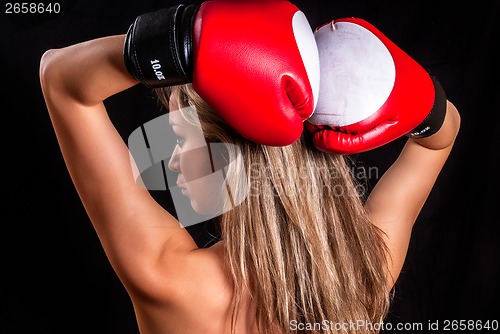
[168,145,181,172]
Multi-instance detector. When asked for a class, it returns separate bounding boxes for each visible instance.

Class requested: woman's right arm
[365,100,461,289]
[40,35,199,298]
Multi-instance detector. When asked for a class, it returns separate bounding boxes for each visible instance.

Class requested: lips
[176,177,188,195]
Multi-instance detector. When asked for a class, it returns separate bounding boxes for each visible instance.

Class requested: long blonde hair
[156,84,391,334]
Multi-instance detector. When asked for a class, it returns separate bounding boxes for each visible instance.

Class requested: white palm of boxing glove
[306,18,447,154]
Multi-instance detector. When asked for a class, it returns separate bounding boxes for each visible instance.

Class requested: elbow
[38,49,57,99]
[39,48,75,111]
[39,48,61,98]
[39,49,55,77]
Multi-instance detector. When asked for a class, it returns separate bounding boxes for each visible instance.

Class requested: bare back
[39,34,460,334]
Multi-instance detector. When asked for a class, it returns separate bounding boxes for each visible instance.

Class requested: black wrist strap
[123,4,200,88]
[406,76,447,139]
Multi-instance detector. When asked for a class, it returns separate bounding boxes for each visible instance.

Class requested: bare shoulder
[147,241,232,303]
[131,242,240,333]
[180,242,232,298]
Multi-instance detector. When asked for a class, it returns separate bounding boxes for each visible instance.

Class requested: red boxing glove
[124,1,320,146]
[305,18,447,154]
[193,1,319,146]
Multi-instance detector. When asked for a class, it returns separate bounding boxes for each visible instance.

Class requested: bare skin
[39,35,460,333]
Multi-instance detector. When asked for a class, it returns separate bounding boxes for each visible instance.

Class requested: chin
[191,198,224,216]
[191,201,212,215]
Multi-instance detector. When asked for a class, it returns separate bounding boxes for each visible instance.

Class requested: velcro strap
[123,4,200,88]
[406,77,447,138]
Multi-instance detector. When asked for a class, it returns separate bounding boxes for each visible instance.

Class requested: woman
[39,32,460,334]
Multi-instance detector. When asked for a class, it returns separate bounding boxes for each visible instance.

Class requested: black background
[3,0,499,333]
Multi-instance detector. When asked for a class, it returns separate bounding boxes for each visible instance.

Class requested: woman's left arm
[365,100,461,289]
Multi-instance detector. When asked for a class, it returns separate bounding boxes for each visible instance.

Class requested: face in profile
[167,99,248,219]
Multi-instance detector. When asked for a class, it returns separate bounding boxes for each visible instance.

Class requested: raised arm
[40,1,321,308]
[39,35,198,298]
[365,101,460,288]
[304,18,462,289]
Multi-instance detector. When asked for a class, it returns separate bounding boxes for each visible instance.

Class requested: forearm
[40,34,138,107]
[366,100,460,287]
